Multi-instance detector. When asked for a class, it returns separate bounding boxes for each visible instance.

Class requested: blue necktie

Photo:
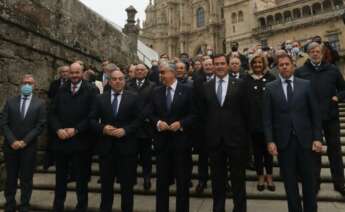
[20,96,28,119]
[166,87,172,111]
[217,79,223,105]
[285,79,293,103]
[112,93,119,117]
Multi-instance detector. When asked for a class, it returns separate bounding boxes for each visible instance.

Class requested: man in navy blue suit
[263,54,323,212]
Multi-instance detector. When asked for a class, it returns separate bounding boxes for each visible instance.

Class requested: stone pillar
[123,6,139,51]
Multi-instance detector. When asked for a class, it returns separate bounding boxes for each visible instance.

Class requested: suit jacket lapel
[277,79,288,105]
[210,78,219,106]
[170,82,182,112]
[117,91,127,117]
[223,77,235,105]
[24,96,36,120]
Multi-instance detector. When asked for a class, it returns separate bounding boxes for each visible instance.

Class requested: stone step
[35,164,343,183]
[23,174,345,202]
[1,190,344,212]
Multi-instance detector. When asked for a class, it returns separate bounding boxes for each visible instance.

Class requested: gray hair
[104,63,119,72]
[307,42,321,53]
[159,61,177,73]
[57,65,70,73]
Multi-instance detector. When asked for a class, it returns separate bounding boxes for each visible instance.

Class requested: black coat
[243,72,276,132]
[49,80,98,152]
[295,59,345,120]
[199,76,249,149]
[149,82,195,151]
[1,95,46,149]
[263,78,322,150]
[48,78,66,99]
[90,90,141,156]
[126,79,156,139]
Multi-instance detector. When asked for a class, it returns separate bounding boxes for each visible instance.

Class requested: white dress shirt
[111,90,123,114]
[136,79,145,87]
[279,75,294,101]
[215,74,229,106]
[20,94,32,118]
[71,81,82,93]
[157,80,178,131]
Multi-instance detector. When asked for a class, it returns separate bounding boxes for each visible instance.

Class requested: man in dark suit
[176,62,193,87]
[229,41,249,71]
[126,63,156,191]
[1,74,46,212]
[263,54,323,212]
[199,54,249,212]
[229,57,246,79]
[90,69,141,212]
[149,62,195,212]
[49,62,97,212]
[44,65,70,170]
[193,58,214,194]
[295,42,345,195]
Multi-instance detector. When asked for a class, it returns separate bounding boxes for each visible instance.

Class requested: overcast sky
[79,0,150,28]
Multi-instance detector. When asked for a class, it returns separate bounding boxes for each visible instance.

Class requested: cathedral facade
[140,0,345,58]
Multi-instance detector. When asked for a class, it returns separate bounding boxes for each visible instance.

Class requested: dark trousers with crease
[99,152,137,212]
[4,145,36,212]
[138,137,152,178]
[314,118,345,188]
[156,143,192,212]
[279,134,317,212]
[53,150,88,212]
[210,142,247,212]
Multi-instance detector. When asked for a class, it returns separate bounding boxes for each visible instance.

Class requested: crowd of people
[1,35,345,212]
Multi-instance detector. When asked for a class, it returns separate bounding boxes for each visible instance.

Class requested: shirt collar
[310,60,321,67]
[71,80,82,88]
[169,79,178,91]
[216,74,229,83]
[279,74,294,83]
[21,94,32,100]
[111,89,123,96]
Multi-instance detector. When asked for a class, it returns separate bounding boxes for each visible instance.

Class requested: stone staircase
[1,105,345,211]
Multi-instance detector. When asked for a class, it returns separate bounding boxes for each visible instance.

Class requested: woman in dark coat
[243,53,276,191]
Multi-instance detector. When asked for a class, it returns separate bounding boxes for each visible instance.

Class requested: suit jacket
[48,78,66,99]
[295,59,345,120]
[149,82,195,151]
[90,90,141,155]
[263,77,322,150]
[1,95,46,150]
[126,79,156,139]
[200,75,249,149]
[49,80,97,152]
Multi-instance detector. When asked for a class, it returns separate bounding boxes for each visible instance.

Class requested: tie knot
[22,96,28,100]
[113,92,120,97]
[167,86,172,91]
[219,79,224,84]
[285,79,292,84]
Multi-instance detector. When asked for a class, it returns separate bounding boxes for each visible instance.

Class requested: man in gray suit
[1,74,46,212]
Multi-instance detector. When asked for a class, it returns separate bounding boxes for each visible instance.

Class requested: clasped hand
[103,125,126,138]
[158,121,181,132]
[57,128,76,140]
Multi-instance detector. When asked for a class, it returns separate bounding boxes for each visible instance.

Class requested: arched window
[238,11,244,22]
[232,12,237,24]
[284,11,292,22]
[312,3,322,15]
[323,0,332,11]
[302,6,312,17]
[293,8,301,19]
[267,15,274,26]
[275,13,283,24]
[259,17,266,27]
[196,7,205,28]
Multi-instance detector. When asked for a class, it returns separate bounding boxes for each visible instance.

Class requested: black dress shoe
[335,186,345,196]
[195,181,207,194]
[257,184,265,191]
[143,177,152,191]
[267,184,276,192]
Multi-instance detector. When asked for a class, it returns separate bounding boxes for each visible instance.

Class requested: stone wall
[0,0,138,190]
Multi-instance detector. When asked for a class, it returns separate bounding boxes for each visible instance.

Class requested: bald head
[70,62,84,84]
[135,64,148,80]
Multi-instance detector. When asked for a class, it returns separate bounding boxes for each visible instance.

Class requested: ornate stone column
[123,6,139,51]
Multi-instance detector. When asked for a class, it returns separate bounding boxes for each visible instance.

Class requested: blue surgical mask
[21,84,33,96]
[285,44,293,50]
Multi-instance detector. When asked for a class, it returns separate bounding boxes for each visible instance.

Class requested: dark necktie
[112,93,119,117]
[72,84,77,95]
[21,96,28,119]
[166,87,172,111]
[217,79,224,105]
[285,79,293,103]
[137,80,143,88]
